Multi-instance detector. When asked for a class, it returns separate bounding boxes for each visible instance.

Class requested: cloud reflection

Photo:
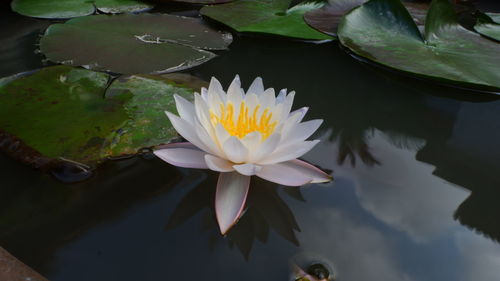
[305,129,470,242]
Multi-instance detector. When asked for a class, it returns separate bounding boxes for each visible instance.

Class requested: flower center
[210,101,277,139]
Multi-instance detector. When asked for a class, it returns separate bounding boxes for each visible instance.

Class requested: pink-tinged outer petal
[153,142,208,169]
[286,159,332,183]
[233,163,261,176]
[256,159,331,186]
[205,154,234,172]
[256,163,312,186]
[216,172,250,234]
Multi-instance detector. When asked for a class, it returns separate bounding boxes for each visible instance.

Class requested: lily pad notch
[474,12,500,42]
[200,0,333,40]
[39,13,233,74]
[0,66,202,176]
[338,0,500,93]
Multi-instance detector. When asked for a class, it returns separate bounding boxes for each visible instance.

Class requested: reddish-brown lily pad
[304,0,429,36]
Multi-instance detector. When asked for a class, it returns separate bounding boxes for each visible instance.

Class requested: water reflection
[0,157,190,274]
[166,174,303,259]
[306,129,470,242]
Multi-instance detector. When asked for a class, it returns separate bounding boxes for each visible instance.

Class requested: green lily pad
[200,0,333,40]
[487,13,500,23]
[101,74,205,157]
[0,65,197,168]
[474,12,500,42]
[11,0,153,19]
[338,0,500,92]
[304,0,428,36]
[39,14,233,74]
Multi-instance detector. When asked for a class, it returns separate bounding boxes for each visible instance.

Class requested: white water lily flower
[154,76,331,234]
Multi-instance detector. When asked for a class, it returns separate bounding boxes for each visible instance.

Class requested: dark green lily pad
[338,0,500,92]
[0,65,197,169]
[304,0,428,36]
[474,12,500,42]
[11,0,153,19]
[200,0,333,40]
[487,13,500,23]
[39,14,233,74]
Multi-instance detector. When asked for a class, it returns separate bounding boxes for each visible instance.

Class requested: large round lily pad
[11,0,153,19]
[338,0,500,92]
[0,65,198,168]
[474,12,500,42]
[39,14,233,74]
[200,0,333,40]
[304,0,428,36]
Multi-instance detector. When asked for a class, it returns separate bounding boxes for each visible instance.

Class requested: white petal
[280,119,323,147]
[216,172,250,234]
[165,111,211,153]
[240,131,261,152]
[282,91,295,117]
[208,77,225,110]
[290,106,309,122]
[252,133,281,163]
[276,89,287,103]
[247,77,264,95]
[208,77,225,100]
[200,87,208,101]
[154,142,208,169]
[205,154,234,172]
[280,107,309,137]
[194,93,213,130]
[214,123,230,147]
[244,93,259,111]
[227,78,244,112]
[256,162,312,186]
[259,88,275,109]
[174,94,195,124]
[233,163,261,176]
[228,75,241,92]
[259,140,320,165]
[222,136,248,163]
[194,121,222,156]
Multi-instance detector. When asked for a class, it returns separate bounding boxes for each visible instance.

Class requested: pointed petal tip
[215,172,250,236]
[164,110,175,118]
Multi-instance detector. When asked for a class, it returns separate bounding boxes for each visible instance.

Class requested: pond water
[2,1,500,281]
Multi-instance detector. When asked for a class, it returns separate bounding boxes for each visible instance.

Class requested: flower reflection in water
[166,174,304,259]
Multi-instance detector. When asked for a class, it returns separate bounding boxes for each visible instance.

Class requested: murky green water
[2,1,500,281]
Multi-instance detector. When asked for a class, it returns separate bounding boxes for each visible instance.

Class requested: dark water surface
[2,1,500,281]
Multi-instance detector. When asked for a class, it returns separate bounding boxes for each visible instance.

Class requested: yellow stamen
[210,101,277,140]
